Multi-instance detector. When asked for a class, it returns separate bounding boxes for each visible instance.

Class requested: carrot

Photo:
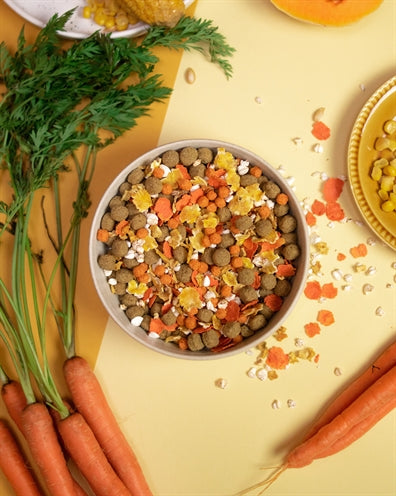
[287,365,396,468]
[315,395,396,460]
[305,339,396,438]
[57,412,131,496]
[64,356,153,496]
[0,419,42,496]
[1,379,27,433]
[21,402,77,496]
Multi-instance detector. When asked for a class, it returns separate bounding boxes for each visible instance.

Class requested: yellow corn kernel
[383,165,396,177]
[389,192,396,205]
[381,200,395,212]
[373,157,389,168]
[104,17,116,28]
[383,119,396,135]
[83,6,92,18]
[378,189,389,201]
[371,165,382,181]
[380,175,394,192]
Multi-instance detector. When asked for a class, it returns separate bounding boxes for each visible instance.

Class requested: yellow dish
[348,76,396,250]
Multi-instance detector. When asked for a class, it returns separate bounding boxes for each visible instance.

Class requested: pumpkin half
[270,0,384,26]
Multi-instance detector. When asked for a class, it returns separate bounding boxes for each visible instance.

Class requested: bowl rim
[89,139,310,360]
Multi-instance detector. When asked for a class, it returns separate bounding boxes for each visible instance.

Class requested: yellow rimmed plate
[348,76,396,250]
[4,0,195,40]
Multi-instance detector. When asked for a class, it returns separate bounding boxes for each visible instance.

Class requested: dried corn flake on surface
[83,0,186,31]
[96,147,303,354]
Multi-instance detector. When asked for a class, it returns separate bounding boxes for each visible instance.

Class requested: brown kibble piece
[202,329,220,348]
[198,147,213,164]
[127,168,144,185]
[239,286,258,304]
[115,268,133,283]
[187,333,205,351]
[110,238,129,258]
[180,147,198,166]
[145,176,163,195]
[248,314,267,331]
[161,150,180,167]
[130,213,147,230]
[278,214,297,233]
[234,215,253,231]
[101,212,115,231]
[98,254,117,271]
[110,205,129,222]
[282,243,300,260]
[237,268,256,285]
[212,247,231,267]
[222,321,241,338]
[255,218,273,238]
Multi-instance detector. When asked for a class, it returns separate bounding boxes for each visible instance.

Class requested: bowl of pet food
[89,140,309,359]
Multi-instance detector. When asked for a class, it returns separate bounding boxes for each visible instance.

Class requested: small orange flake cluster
[305,177,345,226]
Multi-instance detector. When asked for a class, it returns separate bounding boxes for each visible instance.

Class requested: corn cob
[117,0,186,27]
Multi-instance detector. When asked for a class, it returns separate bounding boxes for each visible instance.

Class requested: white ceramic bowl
[89,140,309,360]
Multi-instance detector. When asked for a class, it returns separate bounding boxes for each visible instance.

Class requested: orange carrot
[0,419,42,496]
[64,356,153,496]
[21,402,77,496]
[305,339,396,438]
[57,412,131,496]
[1,379,27,433]
[315,395,396,460]
[287,365,396,468]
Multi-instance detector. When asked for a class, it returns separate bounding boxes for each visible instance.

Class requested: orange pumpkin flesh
[270,0,384,26]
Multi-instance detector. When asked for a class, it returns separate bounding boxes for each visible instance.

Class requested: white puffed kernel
[185,67,196,84]
[292,137,303,146]
[375,306,385,316]
[313,143,324,153]
[391,262,396,270]
[272,399,281,409]
[215,378,228,389]
[343,273,353,283]
[366,237,376,246]
[295,338,304,347]
[362,283,373,295]
[287,399,296,408]
[247,367,257,378]
[331,269,343,281]
[104,269,113,277]
[320,172,329,181]
[148,331,160,339]
[342,284,352,291]
[256,368,268,381]
[131,316,144,326]
[334,367,342,376]
[108,277,117,285]
[365,266,377,276]
[255,96,263,104]
[146,213,158,225]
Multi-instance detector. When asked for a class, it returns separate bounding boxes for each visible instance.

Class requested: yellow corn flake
[245,183,263,203]
[225,169,240,192]
[162,168,183,186]
[241,257,254,269]
[202,213,219,229]
[314,241,329,255]
[190,231,206,252]
[273,326,288,341]
[289,347,316,363]
[143,235,158,251]
[214,148,236,171]
[178,287,203,312]
[168,228,183,248]
[222,271,238,287]
[130,185,152,212]
[228,187,255,215]
[180,204,201,224]
[127,280,148,296]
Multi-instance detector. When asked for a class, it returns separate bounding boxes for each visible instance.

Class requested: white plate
[4,0,195,40]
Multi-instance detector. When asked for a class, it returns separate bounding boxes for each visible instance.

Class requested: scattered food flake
[350,243,368,258]
[255,96,263,104]
[362,283,374,295]
[326,201,345,221]
[273,326,288,341]
[287,399,297,408]
[311,199,326,216]
[312,107,325,122]
[359,83,366,92]
[343,273,353,283]
[214,378,228,389]
[317,309,335,326]
[272,399,281,409]
[314,242,329,255]
[304,322,321,337]
[256,368,268,381]
[391,262,396,269]
[353,262,366,273]
[342,284,352,291]
[304,280,322,300]
[306,211,317,226]
[265,346,290,370]
[313,143,324,153]
[334,367,342,376]
[185,67,196,84]
[292,137,303,146]
[323,177,344,202]
[312,121,331,140]
[366,237,377,246]
[375,306,385,316]
[331,269,343,280]
[294,338,304,347]
[337,252,346,261]
[247,367,257,378]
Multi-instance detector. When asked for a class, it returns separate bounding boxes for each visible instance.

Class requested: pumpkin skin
[270,0,384,26]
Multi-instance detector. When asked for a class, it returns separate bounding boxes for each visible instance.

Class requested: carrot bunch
[237,339,396,495]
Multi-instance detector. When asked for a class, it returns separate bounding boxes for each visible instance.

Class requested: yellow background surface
[0,1,396,495]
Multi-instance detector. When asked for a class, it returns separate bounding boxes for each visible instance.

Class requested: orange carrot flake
[317,309,335,326]
[321,282,338,299]
[323,178,344,202]
[154,197,173,221]
[311,199,326,216]
[325,201,345,221]
[225,300,240,321]
[350,243,368,258]
[115,220,129,236]
[305,211,316,227]
[265,346,290,370]
[276,263,296,278]
[304,280,322,300]
[264,293,283,311]
[304,322,321,337]
[312,121,331,141]
[96,229,110,242]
